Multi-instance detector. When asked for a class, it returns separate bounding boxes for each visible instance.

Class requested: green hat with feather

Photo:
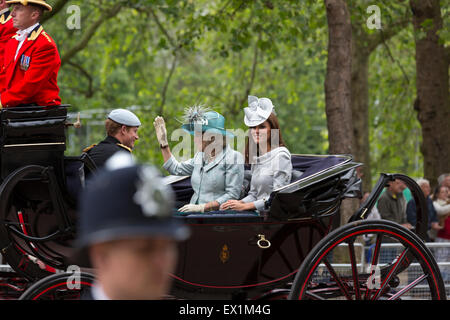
[181,105,234,137]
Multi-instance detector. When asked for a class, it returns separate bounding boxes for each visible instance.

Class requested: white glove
[153,116,168,148]
[178,203,206,213]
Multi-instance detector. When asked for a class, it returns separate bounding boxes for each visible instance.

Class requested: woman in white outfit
[220,96,292,212]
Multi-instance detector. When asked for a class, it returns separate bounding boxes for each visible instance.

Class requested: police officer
[74,154,189,300]
[84,109,141,169]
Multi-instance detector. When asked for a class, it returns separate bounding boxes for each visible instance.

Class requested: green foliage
[41,0,439,181]
[369,25,422,182]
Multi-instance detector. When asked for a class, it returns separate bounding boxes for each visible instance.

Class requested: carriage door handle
[257,234,271,249]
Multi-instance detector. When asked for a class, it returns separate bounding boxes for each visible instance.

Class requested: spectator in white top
[433,185,450,226]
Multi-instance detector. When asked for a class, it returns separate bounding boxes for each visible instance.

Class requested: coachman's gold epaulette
[117,143,132,153]
[28,26,44,41]
[83,144,97,153]
[41,31,52,43]
[0,13,12,25]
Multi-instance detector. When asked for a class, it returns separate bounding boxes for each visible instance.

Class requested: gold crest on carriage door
[220,245,230,263]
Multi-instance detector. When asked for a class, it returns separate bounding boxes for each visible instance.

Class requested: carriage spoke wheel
[18,272,95,300]
[0,165,75,281]
[289,220,446,300]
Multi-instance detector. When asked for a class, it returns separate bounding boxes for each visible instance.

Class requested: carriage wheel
[289,220,446,300]
[0,165,75,281]
[18,272,95,300]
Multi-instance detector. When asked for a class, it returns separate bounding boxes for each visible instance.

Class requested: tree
[324,0,353,155]
[324,0,357,224]
[410,0,450,188]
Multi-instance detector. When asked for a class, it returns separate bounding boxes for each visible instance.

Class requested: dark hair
[244,112,286,164]
[433,185,447,200]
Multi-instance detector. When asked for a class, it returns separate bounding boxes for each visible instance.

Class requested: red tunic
[0,10,17,89]
[0,24,61,108]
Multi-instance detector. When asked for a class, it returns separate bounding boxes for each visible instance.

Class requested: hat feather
[181,105,211,125]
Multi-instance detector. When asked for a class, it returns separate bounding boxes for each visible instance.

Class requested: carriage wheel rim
[296,223,443,300]
[32,281,94,300]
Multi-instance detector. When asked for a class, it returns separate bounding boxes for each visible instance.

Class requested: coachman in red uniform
[0,0,60,108]
[0,1,17,88]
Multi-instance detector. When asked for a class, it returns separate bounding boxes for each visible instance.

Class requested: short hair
[438,173,450,186]
[30,4,44,17]
[416,178,429,187]
[105,119,123,136]
[19,4,44,22]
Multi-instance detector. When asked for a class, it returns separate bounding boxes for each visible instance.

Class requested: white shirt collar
[17,23,40,37]
[15,23,40,45]
[91,283,111,300]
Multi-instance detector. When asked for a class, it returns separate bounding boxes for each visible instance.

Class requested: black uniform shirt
[84,136,131,169]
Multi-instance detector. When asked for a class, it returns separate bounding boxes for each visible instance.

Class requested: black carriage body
[168,154,362,299]
[172,216,327,299]
[0,106,94,282]
[0,106,67,185]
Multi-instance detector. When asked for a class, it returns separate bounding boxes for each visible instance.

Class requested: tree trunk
[410,0,450,188]
[324,0,354,155]
[351,48,371,192]
[324,0,357,225]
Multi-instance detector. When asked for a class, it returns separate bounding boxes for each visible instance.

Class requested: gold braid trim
[117,143,132,153]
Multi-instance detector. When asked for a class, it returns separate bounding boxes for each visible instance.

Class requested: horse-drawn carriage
[0,106,446,300]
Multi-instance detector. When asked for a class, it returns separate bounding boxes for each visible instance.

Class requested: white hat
[244,95,275,127]
[108,109,141,127]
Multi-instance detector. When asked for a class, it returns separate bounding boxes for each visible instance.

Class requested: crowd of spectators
[360,172,450,242]
[360,172,450,279]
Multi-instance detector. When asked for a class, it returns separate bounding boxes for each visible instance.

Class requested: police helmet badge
[133,166,173,218]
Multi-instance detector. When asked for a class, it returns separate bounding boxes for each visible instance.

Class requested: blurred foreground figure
[75,154,189,300]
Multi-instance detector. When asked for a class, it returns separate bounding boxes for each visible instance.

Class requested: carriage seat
[268,155,361,220]
[175,212,263,224]
[0,105,69,183]
[239,156,345,197]
[289,155,347,183]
